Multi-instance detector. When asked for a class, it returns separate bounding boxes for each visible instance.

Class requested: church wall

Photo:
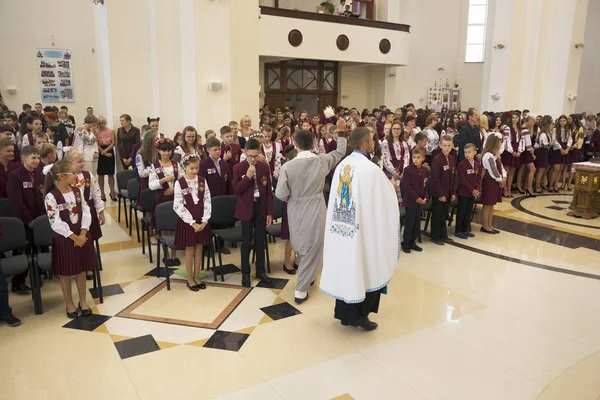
[575,0,600,114]
[0,0,102,123]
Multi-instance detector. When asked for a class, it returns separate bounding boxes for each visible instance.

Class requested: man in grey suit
[458,108,482,162]
[275,120,347,304]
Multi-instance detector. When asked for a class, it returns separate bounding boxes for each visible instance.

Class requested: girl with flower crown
[149,138,181,266]
[65,149,105,280]
[173,153,212,291]
[43,159,97,319]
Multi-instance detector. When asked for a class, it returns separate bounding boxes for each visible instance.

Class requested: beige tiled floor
[2,198,600,400]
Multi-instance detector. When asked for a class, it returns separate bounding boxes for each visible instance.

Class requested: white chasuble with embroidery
[320,152,400,304]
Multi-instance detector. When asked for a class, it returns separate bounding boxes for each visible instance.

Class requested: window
[465,0,488,63]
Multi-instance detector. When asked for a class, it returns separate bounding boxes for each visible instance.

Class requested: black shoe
[526,190,537,197]
[66,308,78,319]
[402,246,411,254]
[464,232,475,238]
[341,319,349,326]
[480,227,497,234]
[241,273,251,288]
[11,284,31,294]
[443,236,455,243]
[354,317,378,331]
[186,282,200,292]
[492,229,500,234]
[256,271,272,284]
[295,292,309,304]
[293,263,299,270]
[86,272,94,281]
[0,314,21,327]
[173,258,181,266]
[409,243,423,252]
[219,247,231,255]
[283,265,296,275]
[78,302,92,317]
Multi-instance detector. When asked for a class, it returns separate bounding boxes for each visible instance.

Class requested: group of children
[2,101,600,325]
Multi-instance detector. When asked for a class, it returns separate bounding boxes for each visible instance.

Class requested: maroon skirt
[481,172,502,206]
[88,201,103,241]
[52,231,97,276]
[136,177,149,206]
[569,148,579,163]
[549,149,563,165]
[534,148,549,168]
[520,151,534,165]
[174,219,212,247]
[501,151,514,168]
[281,202,290,240]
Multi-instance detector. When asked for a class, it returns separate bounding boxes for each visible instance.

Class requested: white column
[148,0,160,117]
[179,0,198,127]
[93,2,114,128]
[480,0,514,112]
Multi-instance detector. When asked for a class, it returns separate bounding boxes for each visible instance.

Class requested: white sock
[295,290,307,299]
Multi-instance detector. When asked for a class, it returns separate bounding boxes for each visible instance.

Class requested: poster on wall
[37,48,75,103]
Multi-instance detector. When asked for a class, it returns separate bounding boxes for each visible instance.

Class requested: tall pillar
[93,3,113,127]
[179,0,197,127]
[229,0,260,126]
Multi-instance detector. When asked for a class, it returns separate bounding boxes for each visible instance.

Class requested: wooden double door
[264,59,338,115]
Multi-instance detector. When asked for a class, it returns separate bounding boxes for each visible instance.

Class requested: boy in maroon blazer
[430,135,456,245]
[401,148,429,253]
[0,138,20,199]
[233,139,273,287]
[455,143,482,239]
[200,137,233,254]
[7,145,45,293]
[220,126,242,173]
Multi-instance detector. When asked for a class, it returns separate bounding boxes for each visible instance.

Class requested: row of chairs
[0,213,103,315]
[115,169,280,290]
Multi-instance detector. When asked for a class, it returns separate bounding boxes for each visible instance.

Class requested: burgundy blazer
[402,164,429,208]
[233,160,273,221]
[199,157,232,197]
[457,159,482,197]
[220,142,242,174]
[430,153,456,199]
[7,166,45,225]
[431,147,458,167]
[0,160,21,199]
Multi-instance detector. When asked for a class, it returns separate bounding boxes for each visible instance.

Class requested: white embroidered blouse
[149,163,180,191]
[73,172,105,214]
[173,176,212,226]
[45,188,91,238]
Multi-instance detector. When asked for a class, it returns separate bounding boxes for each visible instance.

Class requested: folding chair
[0,217,32,310]
[116,169,136,227]
[154,202,215,290]
[127,178,140,241]
[210,196,243,281]
[139,189,155,263]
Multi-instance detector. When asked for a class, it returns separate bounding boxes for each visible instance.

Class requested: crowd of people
[1,99,600,330]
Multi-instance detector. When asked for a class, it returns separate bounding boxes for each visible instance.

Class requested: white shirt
[534,132,551,149]
[73,172,104,214]
[44,188,91,238]
[381,140,408,176]
[135,154,153,179]
[423,128,439,155]
[173,176,212,226]
[149,163,180,191]
[482,153,506,182]
[73,127,98,161]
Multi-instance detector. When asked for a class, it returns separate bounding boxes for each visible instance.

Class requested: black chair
[154,202,215,290]
[139,189,155,263]
[0,199,14,217]
[210,196,244,281]
[127,178,140,241]
[0,217,32,308]
[116,169,136,227]
[266,196,283,241]
[447,196,459,227]
[31,216,104,314]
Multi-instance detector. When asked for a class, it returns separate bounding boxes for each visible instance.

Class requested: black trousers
[240,200,266,275]
[402,206,422,247]
[456,195,474,233]
[431,198,449,240]
[0,264,11,316]
[334,290,382,323]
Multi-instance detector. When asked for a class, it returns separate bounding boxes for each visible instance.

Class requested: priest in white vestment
[275,124,347,304]
[320,127,400,331]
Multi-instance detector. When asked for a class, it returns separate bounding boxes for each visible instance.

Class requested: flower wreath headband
[155,138,175,150]
[181,153,200,165]
[249,131,264,140]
